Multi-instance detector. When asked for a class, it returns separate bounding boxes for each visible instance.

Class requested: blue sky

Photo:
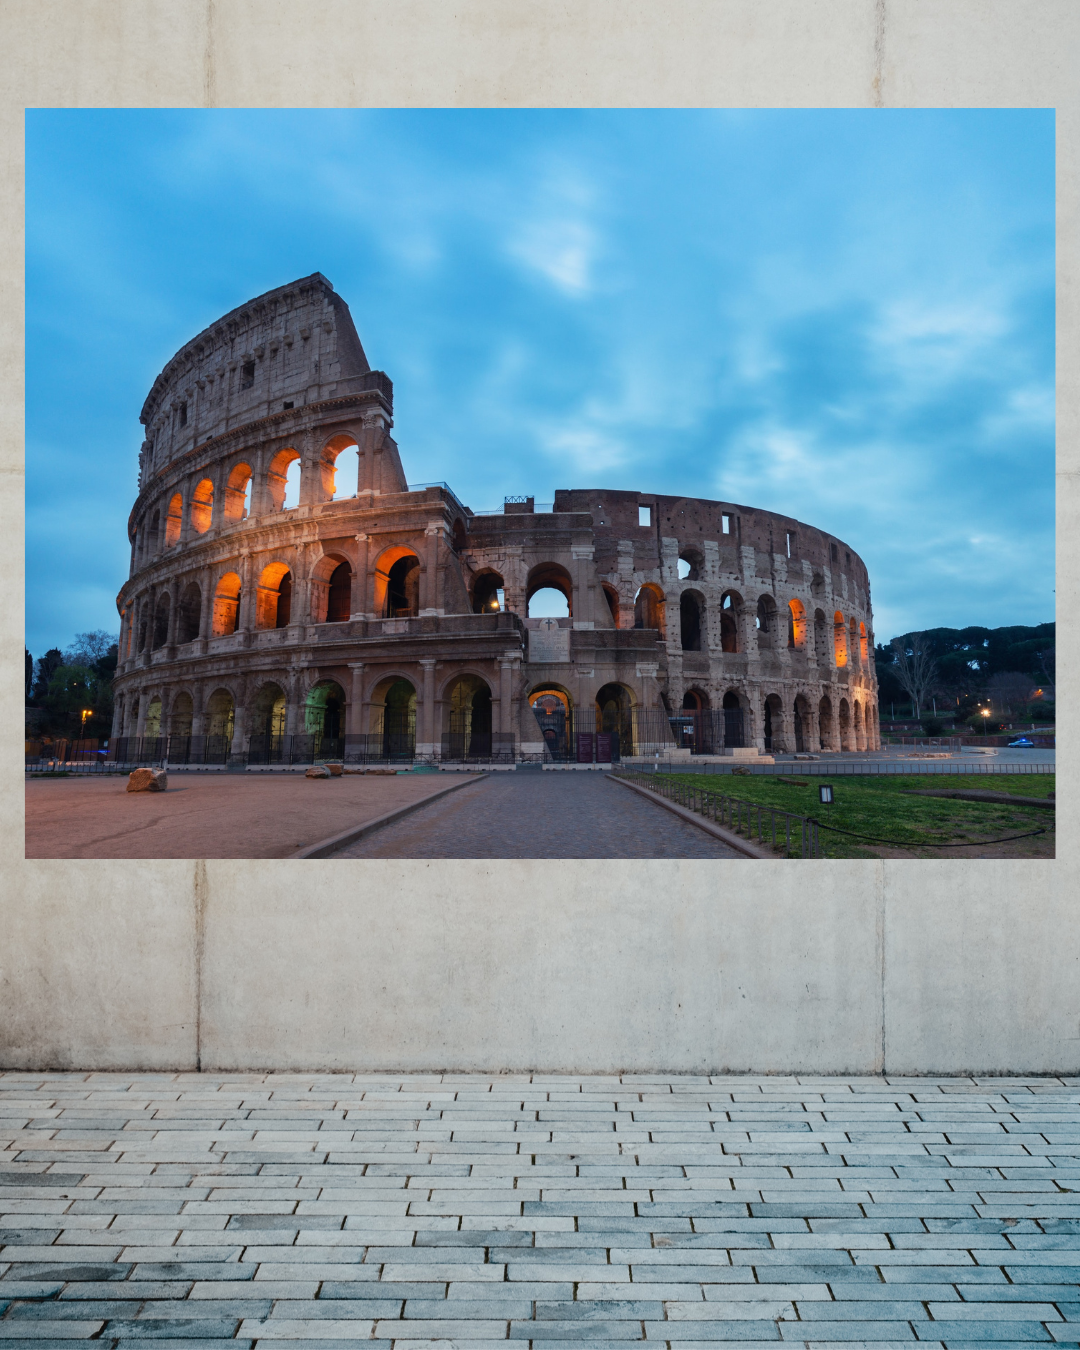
[25,109,1054,659]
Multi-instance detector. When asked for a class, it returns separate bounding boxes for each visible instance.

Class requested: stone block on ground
[127,767,168,793]
[305,765,331,779]
[324,762,344,776]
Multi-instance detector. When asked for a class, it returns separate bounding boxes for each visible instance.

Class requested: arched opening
[211,572,242,636]
[526,562,573,618]
[722,690,745,749]
[177,582,201,644]
[190,479,214,534]
[373,547,421,618]
[144,697,162,740]
[811,572,825,599]
[452,518,467,552]
[148,508,161,555]
[763,692,784,752]
[321,434,360,501]
[169,692,193,738]
[788,598,807,650]
[859,621,869,665]
[834,611,848,666]
[164,493,183,548]
[634,584,665,634]
[372,677,417,760]
[849,616,860,667]
[387,555,420,617]
[678,687,714,754]
[268,448,301,512]
[838,697,852,750]
[472,571,505,615]
[756,595,778,650]
[720,591,741,653]
[680,590,704,651]
[205,688,235,757]
[249,681,287,762]
[529,686,572,760]
[444,674,493,761]
[326,561,352,622]
[255,562,292,630]
[596,682,634,757]
[304,679,346,753]
[678,548,703,581]
[224,463,253,522]
[152,593,171,649]
[818,695,834,751]
[853,698,864,750]
[601,584,619,626]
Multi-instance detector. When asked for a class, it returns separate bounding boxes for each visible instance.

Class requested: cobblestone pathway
[336,772,744,858]
[2,1074,1080,1347]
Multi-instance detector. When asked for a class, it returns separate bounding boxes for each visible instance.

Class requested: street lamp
[981,708,990,736]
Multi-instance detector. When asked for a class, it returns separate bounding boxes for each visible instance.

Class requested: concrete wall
[3,859,1076,1074]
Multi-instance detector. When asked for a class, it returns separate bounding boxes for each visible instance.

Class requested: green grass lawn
[644,771,1055,858]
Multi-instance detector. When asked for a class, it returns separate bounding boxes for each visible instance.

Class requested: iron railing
[616,769,821,858]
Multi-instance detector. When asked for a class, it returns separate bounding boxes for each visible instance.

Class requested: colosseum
[111,273,880,766]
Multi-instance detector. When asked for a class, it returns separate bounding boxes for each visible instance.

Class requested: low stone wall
[3,860,1075,1073]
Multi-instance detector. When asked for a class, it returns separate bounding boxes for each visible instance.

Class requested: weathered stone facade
[113,274,880,759]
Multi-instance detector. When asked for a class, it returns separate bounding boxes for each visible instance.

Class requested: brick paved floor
[336,772,744,858]
[2,1075,1079,1347]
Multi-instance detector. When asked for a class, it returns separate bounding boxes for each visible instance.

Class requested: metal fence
[652,757,1054,779]
[616,770,820,858]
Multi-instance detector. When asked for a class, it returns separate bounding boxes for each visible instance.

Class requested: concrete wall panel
[1,863,197,1070]
[199,860,882,1073]
[883,861,1080,1075]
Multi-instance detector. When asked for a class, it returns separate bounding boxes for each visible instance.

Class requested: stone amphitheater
[111,273,880,764]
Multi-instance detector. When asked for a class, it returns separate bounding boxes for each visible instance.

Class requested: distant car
[1006,737,1034,747]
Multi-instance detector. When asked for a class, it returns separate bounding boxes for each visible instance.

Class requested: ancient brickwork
[113,277,879,760]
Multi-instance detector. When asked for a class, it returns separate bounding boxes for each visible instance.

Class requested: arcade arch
[255,562,292,630]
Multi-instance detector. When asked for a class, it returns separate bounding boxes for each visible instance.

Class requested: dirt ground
[24,770,480,859]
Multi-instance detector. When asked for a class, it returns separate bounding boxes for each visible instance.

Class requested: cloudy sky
[25,109,1054,659]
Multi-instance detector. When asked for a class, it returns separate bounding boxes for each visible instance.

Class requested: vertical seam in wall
[194,859,207,1071]
[879,858,887,1074]
[204,0,216,108]
[872,0,887,107]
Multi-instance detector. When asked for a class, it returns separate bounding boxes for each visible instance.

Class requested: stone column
[210,468,226,529]
[135,691,148,739]
[110,693,123,739]
[191,687,206,740]
[229,700,248,764]
[351,533,371,618]
[166,586,180,651]
[285,670,304,739]
[347,662,365,735]
[746,689,766,752]
[420,523,441,615]
[777,703,795,755]
[357,410,384,496]
[499,658,515,735]
[804,704,820,753]
[418,658,437,759]
[249,448,270,518]
[237,555,256,638]
[199,569,214,647]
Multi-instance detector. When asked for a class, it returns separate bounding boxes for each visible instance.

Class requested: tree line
[25,631,118,740]
[875,622,1055,730]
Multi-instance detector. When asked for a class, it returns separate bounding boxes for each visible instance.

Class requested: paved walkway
[335,772,744,858]
[1,1074,1079,1347]
[24,774,480,860]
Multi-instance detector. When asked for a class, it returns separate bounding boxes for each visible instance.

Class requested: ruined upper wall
[552,488,870,593]
[138,274,376,480]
